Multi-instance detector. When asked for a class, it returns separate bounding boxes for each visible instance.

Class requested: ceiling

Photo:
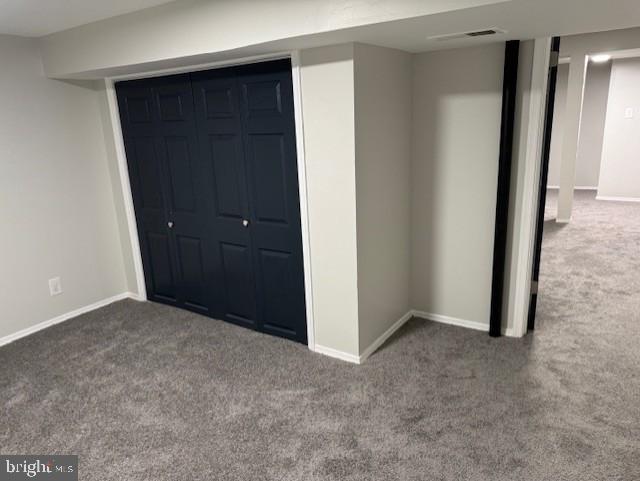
[0,0,180,36]
[15,0,640,78]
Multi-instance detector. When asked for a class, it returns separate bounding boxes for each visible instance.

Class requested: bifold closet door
[116,74,217,315]
[235,61,307,342]
[192,59,307,343]
[191,67,258,330]
[117,59,307,344]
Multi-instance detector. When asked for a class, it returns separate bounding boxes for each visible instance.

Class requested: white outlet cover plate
[49,277,62,296]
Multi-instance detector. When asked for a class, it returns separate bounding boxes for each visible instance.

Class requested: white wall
[547,64,568,187]
[577,62,612,187]
[307,42,509,348]
[598,57,640,200]
[0,36,129,339]
[560,27,640,58]
[547,61,611,188]
[353,43,412,354]
[411,44,503,327]
[300,44,360,356]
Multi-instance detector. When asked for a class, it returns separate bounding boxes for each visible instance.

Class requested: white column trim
[509,38,552,338]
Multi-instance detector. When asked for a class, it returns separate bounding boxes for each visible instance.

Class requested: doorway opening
[529,30,640,333]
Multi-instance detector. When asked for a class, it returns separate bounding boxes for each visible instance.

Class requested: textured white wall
[300,44,360,356]
[598,57,640,200]
[353,43,412,354]
[0,36,128,339]
[410,44,503,326]
[547,62,611,188]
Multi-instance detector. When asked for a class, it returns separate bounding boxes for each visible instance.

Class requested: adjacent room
[534,29,640,337]
[1,2,639,480]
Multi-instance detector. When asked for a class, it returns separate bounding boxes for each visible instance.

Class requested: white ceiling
[0,0,181,37]
[11,0,640,78]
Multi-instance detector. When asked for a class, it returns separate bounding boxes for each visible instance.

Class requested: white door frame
[508,38,552,337]
[103,51,316,351]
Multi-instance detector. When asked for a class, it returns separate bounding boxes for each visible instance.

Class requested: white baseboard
[546,185,597,190]
[314,309,520,364]
[359,310,413,363]
[413,310,521,337]
[556,217,571,223]
[127,292,145,302]
[503,327,518,337]
[596,195,640,203]
[314,310,414,364]
[412,310,489,332]
[5,294,519,361]
[0,292,141,348]
[313,344,361,364]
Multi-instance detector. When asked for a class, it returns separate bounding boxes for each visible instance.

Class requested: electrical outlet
[624,107,634,119]
[49,277,63,296]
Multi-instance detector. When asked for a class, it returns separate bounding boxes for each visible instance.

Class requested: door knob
[167,221,174,228]
[242,219,249,227]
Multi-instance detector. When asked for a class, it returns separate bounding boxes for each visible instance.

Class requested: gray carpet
[1,190,639,480]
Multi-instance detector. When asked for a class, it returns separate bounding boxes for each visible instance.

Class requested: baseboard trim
[596,195,640,203]
[313,344,361,364]
[413,310,521,337]
[503,327,518,337]
[359,310,413,363]
[546,185,597,190]
[6,294,519,360]
[0,292,141,348]
[412,310,489,332]
[315,309,520,364]
[556,217,571,223]
[127,292,145,302]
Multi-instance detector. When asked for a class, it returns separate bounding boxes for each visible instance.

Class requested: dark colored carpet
[1,190,639,480]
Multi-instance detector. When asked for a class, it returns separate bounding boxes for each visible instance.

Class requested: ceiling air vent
[428,28,507,41]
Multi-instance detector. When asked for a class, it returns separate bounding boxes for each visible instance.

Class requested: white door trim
[290,51,316,351]
[510,38,552,338]
[104,51,316,351]
[105,80,147,300]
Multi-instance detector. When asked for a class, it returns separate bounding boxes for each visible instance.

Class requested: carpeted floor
[1,190,639,480]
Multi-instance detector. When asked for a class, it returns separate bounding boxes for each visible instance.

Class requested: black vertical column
[489,40,520,337]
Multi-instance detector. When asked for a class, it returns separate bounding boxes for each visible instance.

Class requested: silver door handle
[167,221,174,228]
[242,219,249,227]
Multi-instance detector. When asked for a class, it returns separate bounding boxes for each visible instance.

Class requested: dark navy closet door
[191,67,258,330]
[117,59,307,344]
[116,74,216,315]
[235,60,307,342]
[192,60,307,343]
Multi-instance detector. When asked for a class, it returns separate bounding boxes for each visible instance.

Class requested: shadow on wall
[55,79,102,90]
[411,44,504,327]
